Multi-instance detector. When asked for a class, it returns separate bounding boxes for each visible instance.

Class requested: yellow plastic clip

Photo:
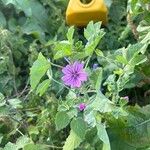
[66,0,108,26]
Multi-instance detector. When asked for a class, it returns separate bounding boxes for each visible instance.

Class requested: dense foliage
[0,0,150,149]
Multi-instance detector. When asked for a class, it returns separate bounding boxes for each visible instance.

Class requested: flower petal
[78,72,88,81]
[61,75,71,81]
[71,79,81,88]
[61,61,87,88]
[62,64,72,74]
[73,61,84,72]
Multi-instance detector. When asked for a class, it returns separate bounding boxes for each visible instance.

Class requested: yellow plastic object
[66,0,108,26]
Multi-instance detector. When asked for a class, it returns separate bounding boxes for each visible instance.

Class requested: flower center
[72,71,79,79]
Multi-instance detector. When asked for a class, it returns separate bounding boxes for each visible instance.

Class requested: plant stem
[85,56,91,69]
[50,62,63,68]
[16,128,24,136]
[51,77,76,94]
[45,145,62,149]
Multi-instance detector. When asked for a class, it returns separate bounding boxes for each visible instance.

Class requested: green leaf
[28,126,39,135]
[84,110,97,127]
[84,21,103,41]
[111,107,128,119]
[16,136,30,149]
[36,79,50,96]
[0,135,3,144]
[55,111,70,130]
[0,93,4,101]
[125,43,144,62]
[3,142,17,150]
[130,54,147,66]
[71,52,88,60]
[24,143,47,150]
[110,1,126,23]
[84,21,105,55]
[7,99,22,109]
[90,68,103,91]
[137,22,150,47]
[108,105,150,148]
[95,49,104,57]
[110,133,137,150]
[67,26,75,43]
[63,130,82,150]
[97,123,110,147]
[0,106,9,117]
[30,53,50,90]
[28,0,49,31]
[54,41,72,60]
[4,0,50,41]
[89,92,114,113]
[115,55,128,64]
[21,18,45,40]
[71,118,87,139]
[0,11,6,28]
[2,0,32,16]
[2,0,49,31]
[67,108,78,119]
[0,92,5,107]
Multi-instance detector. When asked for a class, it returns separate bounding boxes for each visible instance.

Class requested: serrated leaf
[67,26,75,43]
[55,111,70,130]
[84,21,105,55]
[54,41,72,60]
[30,53,50,90]
[71,118,87,139]
[84,21,102,41]
[89,92,114,113]
[90,68,103,91]
[63,130,82,150]
[36,79,50,96]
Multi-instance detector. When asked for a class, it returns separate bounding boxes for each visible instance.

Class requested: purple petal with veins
[61,61,87,88]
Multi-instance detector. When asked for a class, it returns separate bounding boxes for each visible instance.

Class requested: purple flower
[61,61,88,88]
[78,103,86,111]
[122,96,129,101]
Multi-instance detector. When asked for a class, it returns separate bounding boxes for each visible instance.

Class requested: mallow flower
[61,61,87,88]
[78,103,86,111]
